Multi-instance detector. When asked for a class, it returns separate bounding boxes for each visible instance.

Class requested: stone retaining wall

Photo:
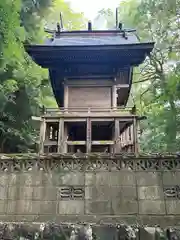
[0,154,180,227]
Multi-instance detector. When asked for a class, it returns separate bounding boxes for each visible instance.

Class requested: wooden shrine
[26,20,154,154]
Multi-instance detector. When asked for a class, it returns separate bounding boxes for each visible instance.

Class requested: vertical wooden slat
[86,118,91,153]
[39,118,46,154]
[114,118,120,153]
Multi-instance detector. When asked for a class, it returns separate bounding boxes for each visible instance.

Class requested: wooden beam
[64,118,86,122]
[86,118,91,153]
[65,79,113,87]
[67,141,86,145]
[116,84,129,88]
[92,141,114,145]
[44,141,58,146]
[44,119,60,123]
[91,118,114,122]
[32,116,42,121]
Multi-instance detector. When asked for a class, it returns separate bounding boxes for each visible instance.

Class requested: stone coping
[0,153,180,160]
[0,153,179,172]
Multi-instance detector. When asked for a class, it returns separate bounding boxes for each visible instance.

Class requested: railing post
[86,117,91,153]
[114,118,120,153]
[58,118,64,153]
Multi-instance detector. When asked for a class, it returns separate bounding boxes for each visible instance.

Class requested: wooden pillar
[39,118,46,154]
[112,85,117,109]
[114,118,120,153]
[64,84,68,110]
[58,118,64,153]
[130,124,134,152]
[64,123,68,153]
[46,123,50,141]
[137,120,141,153]
[86,118,91,153]
[57,120,61,153]
[133,117,139,155]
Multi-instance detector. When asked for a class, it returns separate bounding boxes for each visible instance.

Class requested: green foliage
[0,0,85,153]
[97,0,180,152]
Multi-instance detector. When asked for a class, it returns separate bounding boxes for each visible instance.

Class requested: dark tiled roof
[44,32,140,46]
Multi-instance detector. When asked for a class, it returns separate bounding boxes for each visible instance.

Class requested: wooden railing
[44,107,133,114]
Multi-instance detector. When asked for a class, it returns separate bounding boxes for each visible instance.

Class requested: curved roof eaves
[44,33,140,47]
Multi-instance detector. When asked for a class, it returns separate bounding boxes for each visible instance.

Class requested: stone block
[7,200,41,215]
[85,201,111,214]
[60,172,84,185]
[20,187,34,199]
[19,173,42,186]
[0,186,7,200]
[136,172,162,186]
[138,186,164,200]
[109,171,135,186]
[0,200,7,214]
[58,200,84,214]
[166,200,180,214]
[95,172,110,186]
[162,172,180,185]
[46,172,85,186]
[86,172,136,187]
[0,174,9,186]
[40,201,57,214]
[41,172,53,185]
[8,186,43,200]
[33,187,58,201]
[8,187,17,200]
[85,173,96,186]
[111,186,137,200]
[85,186,111,200]
[111,199,138,214]
[8,173,20,185]
[139,200,165,214]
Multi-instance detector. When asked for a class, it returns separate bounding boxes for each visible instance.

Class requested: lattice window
[164,186,180,199]
[59,186,84,200]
